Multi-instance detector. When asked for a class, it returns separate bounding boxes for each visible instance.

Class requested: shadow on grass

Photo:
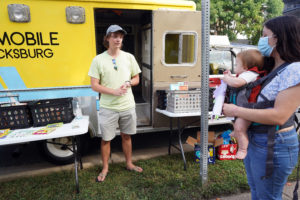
[0,151,298,200]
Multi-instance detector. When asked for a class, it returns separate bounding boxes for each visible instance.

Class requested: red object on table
[209,78,221,88]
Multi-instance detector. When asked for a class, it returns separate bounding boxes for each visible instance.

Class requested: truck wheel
[38,137,77,165]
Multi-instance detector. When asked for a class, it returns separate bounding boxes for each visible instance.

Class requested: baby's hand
[220,73,228,80]
[223,70,232,76]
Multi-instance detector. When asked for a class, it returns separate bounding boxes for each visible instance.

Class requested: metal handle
[0,94,19,98]
[0,94,20,104]
[170,75,188,79]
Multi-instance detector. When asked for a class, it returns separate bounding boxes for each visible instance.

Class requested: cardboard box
[186,136,198,147]
[214,137,224,147]
[217,144,237,160]
[186,131,223,147]
[196,131,215,143]
[186,130,237,161]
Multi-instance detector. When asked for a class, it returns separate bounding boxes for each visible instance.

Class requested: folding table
[155,108,231,170]
[0,116,89,193]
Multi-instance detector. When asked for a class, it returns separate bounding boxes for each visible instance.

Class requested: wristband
[125,80,132,86]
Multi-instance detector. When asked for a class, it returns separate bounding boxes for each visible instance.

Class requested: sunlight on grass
[0,152,298,200]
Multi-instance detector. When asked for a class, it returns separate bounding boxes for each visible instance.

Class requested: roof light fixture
[7,4,31,23]
[66,6,85,24]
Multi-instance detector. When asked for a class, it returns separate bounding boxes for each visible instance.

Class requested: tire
[38,137,77,165]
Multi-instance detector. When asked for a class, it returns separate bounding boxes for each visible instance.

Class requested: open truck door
[152,10,202,127]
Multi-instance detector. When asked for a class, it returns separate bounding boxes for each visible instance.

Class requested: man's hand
[114,86,127,96]
[123,81,131,89]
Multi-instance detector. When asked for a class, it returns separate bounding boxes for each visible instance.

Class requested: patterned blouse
[258,62,300,102]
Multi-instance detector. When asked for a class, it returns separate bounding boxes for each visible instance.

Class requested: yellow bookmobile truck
[0,0,234,164]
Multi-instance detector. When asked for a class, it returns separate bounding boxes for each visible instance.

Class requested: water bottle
[73,98,82,117]
[75,102,82,117]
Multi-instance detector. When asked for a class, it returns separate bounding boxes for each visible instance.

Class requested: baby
[221,49,264,159]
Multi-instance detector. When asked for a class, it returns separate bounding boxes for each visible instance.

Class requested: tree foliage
[191,0,284,44]
[265,0,284,20]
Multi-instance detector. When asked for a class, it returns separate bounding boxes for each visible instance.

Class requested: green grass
[0,152,298,200]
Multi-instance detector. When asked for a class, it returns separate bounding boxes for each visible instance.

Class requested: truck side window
[163,32,197,66]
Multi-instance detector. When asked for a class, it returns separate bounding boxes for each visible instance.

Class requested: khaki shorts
[98,107,137,141]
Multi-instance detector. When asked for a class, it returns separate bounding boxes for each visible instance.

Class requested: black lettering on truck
[0,32,58,59]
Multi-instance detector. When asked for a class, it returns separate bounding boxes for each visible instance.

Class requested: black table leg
[177,118,187,171]
[76,136,83,170]
[72,137,80,194]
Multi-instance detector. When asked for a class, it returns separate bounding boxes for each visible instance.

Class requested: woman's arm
[90,77,127,96]
[223,83,300,125]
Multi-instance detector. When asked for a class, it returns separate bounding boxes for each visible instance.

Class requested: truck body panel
[1,0,234,164]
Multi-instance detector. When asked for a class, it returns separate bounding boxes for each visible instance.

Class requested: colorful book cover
[8,129,35,138]
[46,122,63,128]
[33,123,63,135]
[0,129,10,139]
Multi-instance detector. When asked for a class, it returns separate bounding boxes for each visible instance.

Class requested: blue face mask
[258,36,274,57]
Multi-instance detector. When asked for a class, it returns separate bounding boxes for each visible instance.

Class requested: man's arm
[90,77,127,96]
[123,74,140,88]
[130,74,140,86]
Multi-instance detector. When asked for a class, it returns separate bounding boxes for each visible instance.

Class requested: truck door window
[163,32,197,66]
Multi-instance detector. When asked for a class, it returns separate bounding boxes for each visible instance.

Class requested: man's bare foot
[126,165,143,173]
[96,170,108,182]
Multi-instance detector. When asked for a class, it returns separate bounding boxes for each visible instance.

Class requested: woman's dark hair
[263,57,275,73]
[264,15,300,63]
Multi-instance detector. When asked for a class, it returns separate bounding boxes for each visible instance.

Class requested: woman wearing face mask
[223,15,300,200]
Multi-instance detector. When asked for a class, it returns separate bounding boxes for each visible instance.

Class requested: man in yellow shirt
[88,25,142,182]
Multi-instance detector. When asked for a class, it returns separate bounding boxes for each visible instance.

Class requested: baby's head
[236,49,264,73]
